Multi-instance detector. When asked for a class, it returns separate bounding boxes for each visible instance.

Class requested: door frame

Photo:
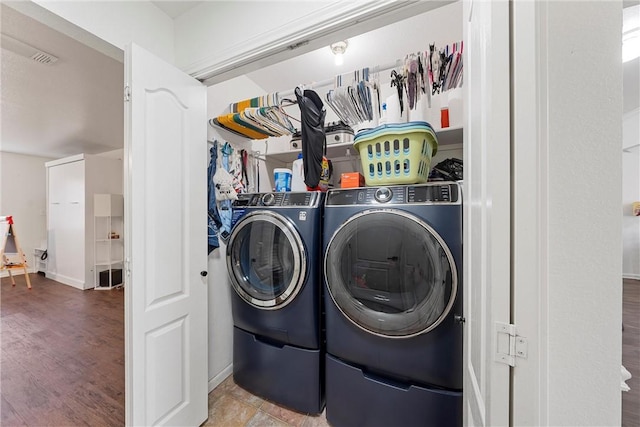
[462,0,512,425]
[7,1,522,424]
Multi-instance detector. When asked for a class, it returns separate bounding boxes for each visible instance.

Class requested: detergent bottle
[291,153,307,191]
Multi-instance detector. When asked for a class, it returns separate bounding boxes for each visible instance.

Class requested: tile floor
[205,374,330,427]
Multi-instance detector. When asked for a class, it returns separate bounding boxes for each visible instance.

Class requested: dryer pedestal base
[233,327,324,415]
[325,353,461,427]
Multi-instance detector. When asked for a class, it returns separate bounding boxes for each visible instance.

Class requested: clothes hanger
[278,99,301,124]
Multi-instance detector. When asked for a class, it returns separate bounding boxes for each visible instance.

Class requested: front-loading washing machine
[322,182,463,427]
[226,191,324,414]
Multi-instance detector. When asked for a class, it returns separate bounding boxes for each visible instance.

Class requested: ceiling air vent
[30,51,58,64]
[1,33,59,65]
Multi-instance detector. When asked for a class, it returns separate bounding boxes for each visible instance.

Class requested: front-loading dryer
[226,191,324,414]
[322,182,463,427]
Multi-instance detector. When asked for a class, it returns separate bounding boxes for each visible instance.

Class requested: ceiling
[151,1,203,19]
[244,6,453,98]
[0,2,638,160]
[0,4,124,159]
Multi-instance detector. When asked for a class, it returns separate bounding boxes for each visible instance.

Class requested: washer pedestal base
[325,353,461,427]
[233,327,324,415]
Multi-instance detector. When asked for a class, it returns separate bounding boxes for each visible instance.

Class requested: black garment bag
[295,87,326,188]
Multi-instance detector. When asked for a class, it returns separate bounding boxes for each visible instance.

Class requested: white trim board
[208,364,233,393]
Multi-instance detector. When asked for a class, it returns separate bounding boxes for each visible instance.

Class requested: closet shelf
[94,194,124,290]
[264,126,463,165]
[95,260,124,266]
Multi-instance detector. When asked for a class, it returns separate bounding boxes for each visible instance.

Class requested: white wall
[30,0,174,64]
[175,1,455,84]
[175,1,328,72]
[0,152,53,275]
[546,2,622,422]
[623,109,640,279]
[205,75,269,388]
[512,1,623,425]
[96,149,124,161]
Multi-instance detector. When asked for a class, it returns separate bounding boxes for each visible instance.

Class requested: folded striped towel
[230,93,280,114]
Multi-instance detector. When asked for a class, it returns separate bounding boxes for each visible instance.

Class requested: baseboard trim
[45,273,85,289]
[623,274,640,280]
[208,364,233,393]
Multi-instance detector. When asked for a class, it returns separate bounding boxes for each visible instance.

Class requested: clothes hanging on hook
[221,142,233,156]
[207,142,222,253]
[240,150,249,188]
[406,54,419,110]
[427,41,463,95]
[325,67,379,126]
[390,69,406,115]
[295,87,326,189]
[214,142,238,243]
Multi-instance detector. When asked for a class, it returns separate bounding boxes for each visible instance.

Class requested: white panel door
[462,0,511,426]
[47,160,85,286]
[125,43,208,426]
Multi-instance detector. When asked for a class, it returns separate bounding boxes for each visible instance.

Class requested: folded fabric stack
[210,94,297,140]
[229,93,279,113]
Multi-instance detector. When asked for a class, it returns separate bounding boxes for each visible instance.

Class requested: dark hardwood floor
[623,278,640,427]
[1,274,637,426]
[1,274,124,426]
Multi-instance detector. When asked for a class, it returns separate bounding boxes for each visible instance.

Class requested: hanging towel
[228,145,245,194]
[207,142,222,253]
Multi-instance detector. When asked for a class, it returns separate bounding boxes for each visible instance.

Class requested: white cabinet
[45,154,123,290]
[94,194,124,289]
[47,159,85,285]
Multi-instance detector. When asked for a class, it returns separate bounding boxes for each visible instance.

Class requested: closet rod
[207,139,267,162]
[279,60,402,99]
[207,140,266,161]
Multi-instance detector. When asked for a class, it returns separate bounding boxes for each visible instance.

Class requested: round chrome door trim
[324,208,458,339]
[226,211,307,310]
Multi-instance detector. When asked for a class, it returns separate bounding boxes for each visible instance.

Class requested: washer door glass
[227,212,306,309]
[324,210,457,337]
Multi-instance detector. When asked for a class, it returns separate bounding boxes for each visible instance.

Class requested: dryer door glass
[227,212,306,309]
[324,210,457,337]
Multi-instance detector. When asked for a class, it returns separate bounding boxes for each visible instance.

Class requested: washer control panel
[406,184,457,203]
[233,191,321,208]
[326,182,460,206]
[374,187,393,203]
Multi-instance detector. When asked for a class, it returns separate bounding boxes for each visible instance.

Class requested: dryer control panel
[326,182,460,206]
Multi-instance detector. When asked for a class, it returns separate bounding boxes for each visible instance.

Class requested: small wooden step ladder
[1,216,32,289]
